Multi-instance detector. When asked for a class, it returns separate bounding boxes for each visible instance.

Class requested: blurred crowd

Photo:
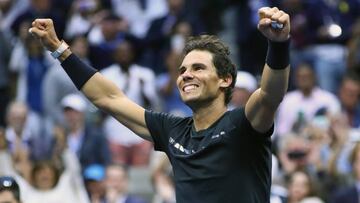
[1,0,360,202]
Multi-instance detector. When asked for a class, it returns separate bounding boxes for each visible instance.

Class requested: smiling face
[177,50,230,108]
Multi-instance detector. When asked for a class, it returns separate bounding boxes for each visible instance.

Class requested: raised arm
[245,7,290,133]
[29,19,152,141]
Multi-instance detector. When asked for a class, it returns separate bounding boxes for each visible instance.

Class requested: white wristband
[50,40,69,59]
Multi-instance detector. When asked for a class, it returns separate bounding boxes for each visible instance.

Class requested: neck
[69,123,83,134]
[192,101,227,131]
[301,88,313,97]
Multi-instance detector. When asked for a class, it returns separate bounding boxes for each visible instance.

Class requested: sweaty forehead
[181,50,214,67]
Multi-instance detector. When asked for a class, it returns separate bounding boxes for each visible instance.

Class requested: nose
[180,69,194,81]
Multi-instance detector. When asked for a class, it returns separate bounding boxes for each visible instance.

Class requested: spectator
[337,73,360,128]
[278,134,310,176]
[5,101,49,161]
[10,0,65,38]
[64,0,101,39]
[0,142,90,202]
[0,0,29,32]
[83,164,106,203]
[42,35,90,132]
[144,0,205,73]
[228,71,258,109]
[236,0,274,76]
[104,164,148,203]
[87,12,132,69]
[347,19,360,69]
[100,40,158,166]
[276,63,340,137]
[331,143,360,203]
[296,0,360,92]
[151,152,175,203]
[9,26,55,115]
[285,170,323,203]
[0,176,21,203]
[60,93,111,170]
[111,0,168,38]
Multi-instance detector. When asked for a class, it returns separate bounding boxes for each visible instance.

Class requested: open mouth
[182,84,199,93]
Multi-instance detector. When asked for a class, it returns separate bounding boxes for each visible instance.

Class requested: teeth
[184,85,196,92]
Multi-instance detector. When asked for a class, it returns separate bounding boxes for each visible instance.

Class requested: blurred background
[1,0,360,202]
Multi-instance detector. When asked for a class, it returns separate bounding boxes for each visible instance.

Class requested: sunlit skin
[176,50,231,110]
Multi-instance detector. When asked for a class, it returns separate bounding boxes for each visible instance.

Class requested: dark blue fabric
[26,56,48,113]
[78,127,112,170]
[331,185,359,203]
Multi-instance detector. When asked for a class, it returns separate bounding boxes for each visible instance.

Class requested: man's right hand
[29,19,62,52]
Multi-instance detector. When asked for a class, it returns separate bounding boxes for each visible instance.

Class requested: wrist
[50,39,62,52]
[50,40,70,60]
[266,39,290,70]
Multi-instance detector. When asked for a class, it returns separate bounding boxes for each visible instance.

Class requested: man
[276,63,340,137]
[100,40,159,166]
[29,6,290,202]
[104,164,148,203]
[60,93,111,170]
[0,176,21,203]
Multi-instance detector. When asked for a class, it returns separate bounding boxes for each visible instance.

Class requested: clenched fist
[29,19,62,52]
[258,7,290,42]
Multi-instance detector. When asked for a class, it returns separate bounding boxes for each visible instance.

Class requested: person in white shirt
[100,40,160,166]
[276,63,340,137]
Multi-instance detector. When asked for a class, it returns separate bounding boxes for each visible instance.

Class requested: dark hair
[183,35,237,105]
[31,161,61,189]
[0,176,20,201]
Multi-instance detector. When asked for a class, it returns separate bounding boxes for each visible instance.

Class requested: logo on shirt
[169,137,191,155]
[211,131,225,139]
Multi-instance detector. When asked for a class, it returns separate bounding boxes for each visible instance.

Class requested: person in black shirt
[29,6,290,203]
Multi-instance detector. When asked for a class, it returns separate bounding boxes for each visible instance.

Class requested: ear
[219,74,233,88]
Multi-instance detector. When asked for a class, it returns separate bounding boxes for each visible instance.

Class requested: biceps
[245,90,276,133]
[107,97,152,140]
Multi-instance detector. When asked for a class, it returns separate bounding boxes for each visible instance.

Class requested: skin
[0,191,19,203]
[28,6,290,138]
[287,171,311,203]
[33,166,56,190]
[105,165,129,201]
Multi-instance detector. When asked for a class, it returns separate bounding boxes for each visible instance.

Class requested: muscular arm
[80,72,151,140]
[245,65,289,133]
[29,19,152,141]
[245,7,290,133]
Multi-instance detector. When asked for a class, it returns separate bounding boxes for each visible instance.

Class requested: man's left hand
[258,7,290,42]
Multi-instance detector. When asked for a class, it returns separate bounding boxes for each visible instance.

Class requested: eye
[178,66,186,74]
[194,65,202,71]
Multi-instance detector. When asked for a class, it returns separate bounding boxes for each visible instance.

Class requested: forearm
[260,65,289,108]
[58,50,126,111]
[260,39,290,108]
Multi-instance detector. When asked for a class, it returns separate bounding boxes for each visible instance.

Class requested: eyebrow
[178,63,207,72]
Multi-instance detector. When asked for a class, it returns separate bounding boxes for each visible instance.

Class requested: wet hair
[183,35,237,105]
